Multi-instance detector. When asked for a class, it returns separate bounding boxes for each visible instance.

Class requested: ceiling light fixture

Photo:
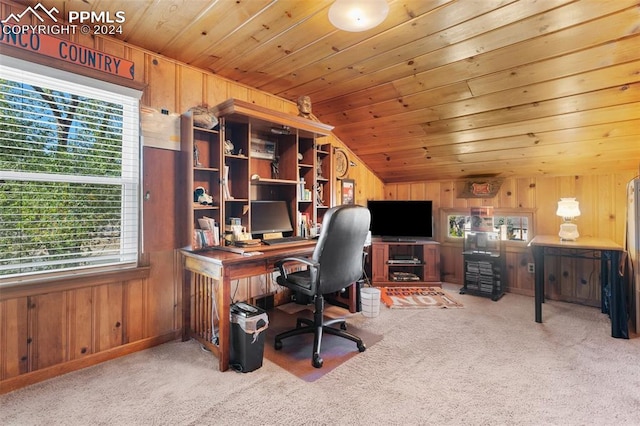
[328,0,389,32]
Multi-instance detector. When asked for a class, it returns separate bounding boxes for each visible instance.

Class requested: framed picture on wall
[341,179,355,205]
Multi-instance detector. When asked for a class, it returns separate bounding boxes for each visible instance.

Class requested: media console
[370,239,441,287]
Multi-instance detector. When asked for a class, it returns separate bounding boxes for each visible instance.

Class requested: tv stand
[371,239,441,287]
[381,237,416,243]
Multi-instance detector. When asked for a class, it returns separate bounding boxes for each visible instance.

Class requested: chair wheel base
[312,354,323,368]
[357,343,366,352]
[274,340,283,350]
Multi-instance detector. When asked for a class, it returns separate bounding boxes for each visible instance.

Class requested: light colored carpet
[1,283,639,425]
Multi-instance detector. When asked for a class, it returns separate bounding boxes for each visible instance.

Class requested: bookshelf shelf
[193,204,220,210]
[194,166,219,172]
[250,178,298,185]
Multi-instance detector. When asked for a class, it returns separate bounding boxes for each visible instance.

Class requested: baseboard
[505,287,534,298]
[0,331,180,394]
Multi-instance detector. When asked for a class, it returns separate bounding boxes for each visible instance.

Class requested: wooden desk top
[182,240,317,266]
[529,235,623,251]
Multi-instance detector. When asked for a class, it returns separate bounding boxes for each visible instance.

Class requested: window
[442,208,535,244]
[0,58,141,282]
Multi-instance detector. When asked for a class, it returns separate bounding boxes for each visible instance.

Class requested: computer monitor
[250,200,294,236]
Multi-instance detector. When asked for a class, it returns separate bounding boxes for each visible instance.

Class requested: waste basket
[230,302,269,372]
[360,287,381,317]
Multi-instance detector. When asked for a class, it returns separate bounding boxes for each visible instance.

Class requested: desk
[529,235,628,339]
[181,241,360,371]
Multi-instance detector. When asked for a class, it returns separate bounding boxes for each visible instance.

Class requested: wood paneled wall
[382,173,636,301]
[384,174,633,242]
[0,0,385,392]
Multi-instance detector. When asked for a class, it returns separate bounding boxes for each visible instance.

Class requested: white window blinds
[0,60,141,282]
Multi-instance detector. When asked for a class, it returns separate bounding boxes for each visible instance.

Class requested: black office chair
[274,204,371,368]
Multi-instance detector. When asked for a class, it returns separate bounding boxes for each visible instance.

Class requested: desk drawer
[228,261,270,279]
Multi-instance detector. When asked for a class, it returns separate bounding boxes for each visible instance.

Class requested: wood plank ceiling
[14,0,640,183]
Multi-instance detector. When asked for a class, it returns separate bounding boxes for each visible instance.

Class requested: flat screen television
[367,200,433,241]
[250,200,294,236]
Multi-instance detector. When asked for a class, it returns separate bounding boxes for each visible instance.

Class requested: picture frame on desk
[341,178,355,205]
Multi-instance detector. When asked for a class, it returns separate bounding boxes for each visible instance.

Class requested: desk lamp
[556,198,581,241]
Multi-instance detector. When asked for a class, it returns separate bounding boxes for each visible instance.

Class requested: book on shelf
[297,212,311,237]
[192,216,220,249]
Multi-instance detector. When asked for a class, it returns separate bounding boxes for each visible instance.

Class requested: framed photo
[441,208,534,243]
[341,179,355,205]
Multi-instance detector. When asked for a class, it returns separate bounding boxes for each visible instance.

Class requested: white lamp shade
[556,198,581,218]
[328,0,389,32]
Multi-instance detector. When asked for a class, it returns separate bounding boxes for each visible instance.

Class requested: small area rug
[381,286,463,309]
[263,305,383,382]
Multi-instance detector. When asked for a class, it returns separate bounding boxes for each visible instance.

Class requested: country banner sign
[0,24,134,80]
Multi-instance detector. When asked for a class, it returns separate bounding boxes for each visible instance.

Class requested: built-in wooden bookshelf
[180,99,334,247]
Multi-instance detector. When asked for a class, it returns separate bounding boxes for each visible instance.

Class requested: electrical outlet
[527,263,535,274]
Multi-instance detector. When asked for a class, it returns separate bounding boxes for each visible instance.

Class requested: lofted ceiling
[11,0,640,183]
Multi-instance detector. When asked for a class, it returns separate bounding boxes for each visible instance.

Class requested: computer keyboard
[262,236,308,245]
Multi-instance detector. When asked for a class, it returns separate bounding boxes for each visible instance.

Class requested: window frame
[440,207,536,246]
[0,56,142,284]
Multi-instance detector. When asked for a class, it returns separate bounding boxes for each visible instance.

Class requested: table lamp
[556,198,581,241]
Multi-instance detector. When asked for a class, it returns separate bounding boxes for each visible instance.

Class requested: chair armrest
[275,257,319,281]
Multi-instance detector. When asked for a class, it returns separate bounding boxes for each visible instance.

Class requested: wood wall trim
[0,332,179,394]
[0,267,150,301]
